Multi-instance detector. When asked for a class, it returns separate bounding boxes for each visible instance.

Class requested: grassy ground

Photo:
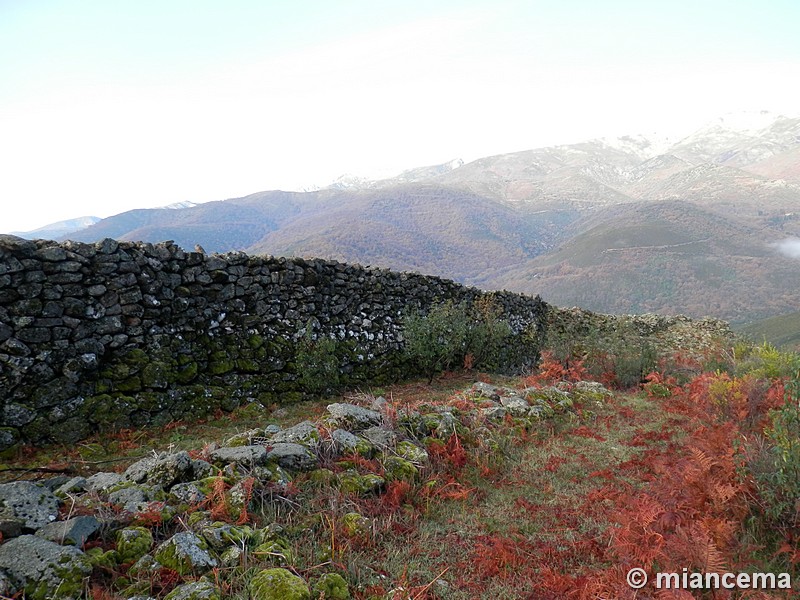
[333,391,688,599]
[3,367,797,599]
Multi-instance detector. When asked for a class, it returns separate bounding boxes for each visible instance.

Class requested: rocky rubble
[547,306,734,358]
[0,379,608,599]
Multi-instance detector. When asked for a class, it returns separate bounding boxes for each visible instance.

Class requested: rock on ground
[0,535,92,599]
[326,403,382,430]
[124,451,193,488]
[266,443,317,471]
[35,515,100,546]
[154,531,217,575]
[0,481,59,531]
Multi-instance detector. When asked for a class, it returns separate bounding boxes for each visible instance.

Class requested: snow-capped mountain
[11,216,101,240]
[668,111,800,166]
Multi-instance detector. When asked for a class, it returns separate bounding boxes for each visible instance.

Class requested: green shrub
[736,342,800,380]
[402,300,470,382]
[295,322,340,395]
[465,296,514,372]
[755,392,800,525]
[544,323,656,388]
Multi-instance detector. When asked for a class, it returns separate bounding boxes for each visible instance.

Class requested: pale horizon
[2,0,799,233]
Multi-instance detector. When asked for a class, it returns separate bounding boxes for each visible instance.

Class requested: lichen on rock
[0,535,92,600]
[154,531,217,575]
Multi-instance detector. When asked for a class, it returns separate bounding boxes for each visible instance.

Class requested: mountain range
[15,111,800,328]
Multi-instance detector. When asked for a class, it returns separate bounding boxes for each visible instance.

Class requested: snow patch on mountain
[11,216,101,240]
[161,201,199,210]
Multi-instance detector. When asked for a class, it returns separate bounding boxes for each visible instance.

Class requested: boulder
[0,481,59,530]
[500,395,530,417]
[107,485,150,513]
[395,441,429,464]
[85,471,123,492]
[0,535,91,599]
[117,526,154,563]
[209,445,268,468]
[471,381,500,399]
[312,573,351,600]
[164,580,221,600]
[268,420,320,446]
[360,426,397,448]
[326,403,382,430]
[249,568,310,600]
[54,476,88,497]
[330,428,360,453]
[266,443,316,471]
[124,451,193,488]
[169,481,207,504]
[154,531,217,575]
[35,515,100,547]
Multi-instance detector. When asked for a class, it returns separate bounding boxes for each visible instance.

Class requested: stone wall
[0,236,547,449]
[546,306,734,358]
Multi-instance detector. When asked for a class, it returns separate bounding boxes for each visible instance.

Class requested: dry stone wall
[0,236,547,450]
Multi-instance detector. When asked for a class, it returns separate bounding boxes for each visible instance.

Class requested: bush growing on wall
[401,298,520,382]
[544,321,656,388]
[466,296,514,372]
[295,322,341,395]
[402,300,470,383]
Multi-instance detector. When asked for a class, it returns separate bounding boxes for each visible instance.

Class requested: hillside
[483,201,800,324]
[738,310,800,348]
[246,185,568,282]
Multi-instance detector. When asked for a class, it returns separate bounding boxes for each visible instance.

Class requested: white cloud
[774,238,800,259]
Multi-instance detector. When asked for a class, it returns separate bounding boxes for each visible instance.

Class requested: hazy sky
[2,0,799,233]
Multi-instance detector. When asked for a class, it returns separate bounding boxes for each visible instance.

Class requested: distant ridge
[12,216,101,240]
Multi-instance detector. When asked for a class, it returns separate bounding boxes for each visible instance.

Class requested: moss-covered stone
[249,568,310,600]
[222,428,262,447]
[337,471,384,496]
[0,535,92,600]
[220,544,243,566]
[527,401,555,419]
[117,376,143,393]
[116,527,153,563]
[122,348,149,367]
[281,391,305,404]
[86,547,120,568]
[341,512,370,537]
[305,468,336,489]
[382,456,418,482]
[355,438,375,457]
[235,358,261,372]
[164,580,221,600]
[200,523,255,551]
[127,553,161,577]
[154,532,217,575]
[248,334,265,349]
[312,573,351,600]
[187,510,212,527]
[142,361,173,389]
[395,441,429,464]
[176,361,199,384]
[208,351,235,375]
[253,535,294,566]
